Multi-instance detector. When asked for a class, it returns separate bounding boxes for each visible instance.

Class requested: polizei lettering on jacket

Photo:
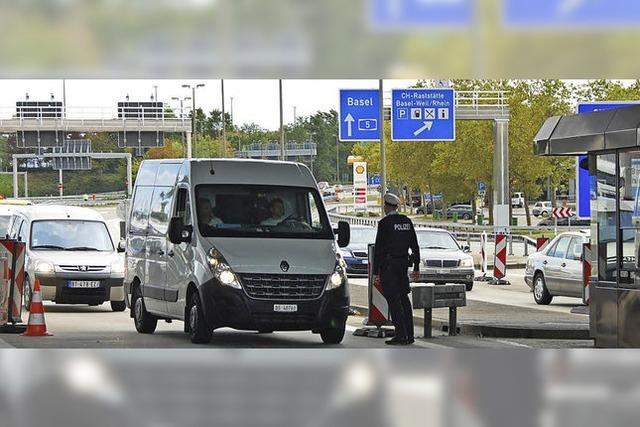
[394,223,411,231]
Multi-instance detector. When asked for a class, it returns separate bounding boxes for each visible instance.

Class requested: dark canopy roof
[534,105,640,156]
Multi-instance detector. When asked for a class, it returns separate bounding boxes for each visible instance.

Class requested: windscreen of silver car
[194,185,333,239]
[416,231,459,250]
[206,247,241,289]
[31,220,114,252]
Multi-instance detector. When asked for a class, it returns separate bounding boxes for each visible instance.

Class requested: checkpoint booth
[535,105,640,347]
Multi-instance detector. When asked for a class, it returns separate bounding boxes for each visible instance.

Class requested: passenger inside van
[197,198,223,229]
[260,198,286,226]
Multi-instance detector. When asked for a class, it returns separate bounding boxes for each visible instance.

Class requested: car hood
[205,237,336,275]
[420,247,470,261]
[30,250,118,266]
[344,242,370,253]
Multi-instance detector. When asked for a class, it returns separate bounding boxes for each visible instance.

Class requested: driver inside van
[197,197,223,228]
[260,198,286,226]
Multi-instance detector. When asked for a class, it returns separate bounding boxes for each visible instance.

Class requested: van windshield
[195,184,333,239]
[417,231,460,250]
[31,220,114,251]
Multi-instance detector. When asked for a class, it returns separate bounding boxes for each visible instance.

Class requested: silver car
[414,228,475,291]
[524,230,590,304]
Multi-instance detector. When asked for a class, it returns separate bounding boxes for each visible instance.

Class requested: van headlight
[207,247,241,289]
[460,257,474,268]
[327,254,347,291]
[35,261,54,275]
[110,262,125,275]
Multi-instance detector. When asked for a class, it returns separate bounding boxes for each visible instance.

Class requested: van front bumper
[200,278,350,332]
[36,275,125,305]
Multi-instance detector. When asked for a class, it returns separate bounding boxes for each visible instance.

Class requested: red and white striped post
[582,242,592,305]
[536,237,550,252]
[353,244,394,338]
[491,233,510,285]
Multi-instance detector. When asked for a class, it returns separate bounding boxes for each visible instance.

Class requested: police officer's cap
[383,193,400,207]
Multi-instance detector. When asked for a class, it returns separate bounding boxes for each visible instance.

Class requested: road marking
[494,339,531,348]
[0,337,14,348]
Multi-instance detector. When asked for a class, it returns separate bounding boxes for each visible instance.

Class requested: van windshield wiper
[65,246,101,251]
[31,244,66,250]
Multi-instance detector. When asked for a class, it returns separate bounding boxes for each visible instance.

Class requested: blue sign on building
[368,174,381,186]
[391,88,455,141]
[504,0,640,27]
[576,102,640,218]
[339,89,381,142]
[369,0,473,29]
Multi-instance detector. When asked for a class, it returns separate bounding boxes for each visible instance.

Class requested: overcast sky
[0,79,418,131]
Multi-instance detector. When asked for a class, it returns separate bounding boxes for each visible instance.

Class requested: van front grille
[59,265,107,272]
[239,274,327,300]
[424,260,460,268]
[352,251,368,258]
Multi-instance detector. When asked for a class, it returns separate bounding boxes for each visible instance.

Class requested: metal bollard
[508,234,514,256]
[524,238,529,256]
[466,232,471,248]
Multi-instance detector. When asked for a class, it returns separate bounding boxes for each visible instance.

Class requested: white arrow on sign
[413,121,433,136]
[344,113,355,137]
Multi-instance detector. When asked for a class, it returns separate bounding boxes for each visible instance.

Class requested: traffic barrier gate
[582,242,591,305]
[353,244,395,338]
[536,237,550,252]
[491,233,510,285]
[0,239,27,332]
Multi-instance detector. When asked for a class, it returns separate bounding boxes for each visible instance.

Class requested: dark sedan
[538,216,590,227]
[444,204,474,220]
[338,225,377,276]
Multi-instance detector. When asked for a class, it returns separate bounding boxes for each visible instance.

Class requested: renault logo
[280,261,290,272]
[78,265,88,272]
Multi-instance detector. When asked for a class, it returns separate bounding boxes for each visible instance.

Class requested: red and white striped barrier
[536,237,550,252]
[0,258,8,325]
[353,244,394,338]
[582,243,591,305]
[493,233,507,280]
[0,239,26,325]
[552,207,573,218]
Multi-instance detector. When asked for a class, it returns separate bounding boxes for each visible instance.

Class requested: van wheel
[111,300,126,312]
[541,211,549,217]
[320,320,346,344]
[465,282,473,292]
[188,292,212,344]
[23,277,32,311]
[132,286,157,334]
[533,273,553,305]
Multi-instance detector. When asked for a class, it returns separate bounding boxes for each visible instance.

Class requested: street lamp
[172,96,192,146]
[182,83,205,158]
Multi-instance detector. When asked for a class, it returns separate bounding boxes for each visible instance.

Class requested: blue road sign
[575,102,640,218]
[370,0,473,28]
[339,89,381,142]
[504,0,640,27]
[391,88,455,141]
[478,181,486,193]
[368,174,381,186]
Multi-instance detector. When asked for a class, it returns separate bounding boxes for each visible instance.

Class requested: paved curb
[350,304,591,340]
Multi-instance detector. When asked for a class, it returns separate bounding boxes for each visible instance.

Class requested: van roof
[11,205,106,222]
[139,158,317,188]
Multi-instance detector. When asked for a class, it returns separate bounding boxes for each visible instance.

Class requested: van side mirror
[117,240,126,253]
[337,221,350,248]
[462,245,471,253]
[168,217,191,244]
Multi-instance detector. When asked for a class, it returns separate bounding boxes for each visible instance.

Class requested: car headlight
[207,247,241,289]
[339,248,352,258]
[110,262,125,274]
[327,253,347,291]
[460,257,474,268]
[35,261,54,275]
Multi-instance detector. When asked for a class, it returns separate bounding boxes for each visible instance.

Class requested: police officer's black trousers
[385,292,414,341]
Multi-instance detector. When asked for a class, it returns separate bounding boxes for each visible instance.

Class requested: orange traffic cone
[23,278,52,336]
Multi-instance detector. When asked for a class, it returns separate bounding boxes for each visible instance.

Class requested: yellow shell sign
[355,165,365,175]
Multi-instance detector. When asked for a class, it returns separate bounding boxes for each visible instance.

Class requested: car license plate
[437,269,450,275]
[273,304,297,313]
[361,259,368,264]
[67,280,101,289]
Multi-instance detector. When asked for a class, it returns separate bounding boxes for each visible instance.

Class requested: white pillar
[186,132,193,159]
[59,169,63,198]
[493,119,510,232]
[12,156,18,199]
[126,154,133,197]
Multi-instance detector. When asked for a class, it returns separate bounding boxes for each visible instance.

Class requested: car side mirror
[337,221,350,248]
[462,245,471,253]
[168,217,191,244]
[117,240,126,253]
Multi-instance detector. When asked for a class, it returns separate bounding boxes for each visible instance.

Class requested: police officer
[373,193,420,345]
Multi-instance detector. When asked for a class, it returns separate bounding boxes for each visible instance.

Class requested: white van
[125,159,351,344]
[8,205,126,311]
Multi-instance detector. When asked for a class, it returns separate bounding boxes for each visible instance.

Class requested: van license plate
[67,280,101,288]
[273,304,297,313]
[437,269,450,275]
